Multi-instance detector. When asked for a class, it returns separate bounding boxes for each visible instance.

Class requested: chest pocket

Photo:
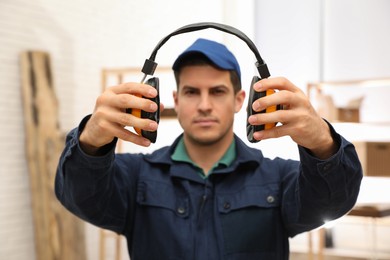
[217,184,280,255]
[134,181,190,259]
[136,180,189,218]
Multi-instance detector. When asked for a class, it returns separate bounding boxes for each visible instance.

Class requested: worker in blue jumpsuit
[55,38,362,260]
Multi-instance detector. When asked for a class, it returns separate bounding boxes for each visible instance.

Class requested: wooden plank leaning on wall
[20,51,86,260]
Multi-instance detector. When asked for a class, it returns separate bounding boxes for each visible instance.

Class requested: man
[55,38,362,259]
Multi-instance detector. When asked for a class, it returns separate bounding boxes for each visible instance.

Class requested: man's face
[173,65,245,146]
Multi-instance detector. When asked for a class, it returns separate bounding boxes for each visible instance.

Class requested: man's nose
[198,93,212,111]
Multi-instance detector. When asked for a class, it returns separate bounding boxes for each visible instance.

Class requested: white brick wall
[0,0,254,259]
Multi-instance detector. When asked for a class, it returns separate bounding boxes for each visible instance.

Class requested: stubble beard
[184,124,233,147]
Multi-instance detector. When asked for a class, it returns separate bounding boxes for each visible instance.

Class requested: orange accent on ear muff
[131,94,142,136]
[246,76,281,143]
[264,89,278,130]
[126,78,160,143]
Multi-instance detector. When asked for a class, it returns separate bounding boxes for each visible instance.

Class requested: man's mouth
[193,118,218,127]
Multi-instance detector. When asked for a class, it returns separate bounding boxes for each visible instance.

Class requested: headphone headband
[141,22,270,79]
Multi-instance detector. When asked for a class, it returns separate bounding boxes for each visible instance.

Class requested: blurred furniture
[348,204,390,218]
[307,201,390,260]
[347,204,390,260]
[354,141,390,177]
[99,229,122,260]
[307,165,390,260]
[306,78,390,259]
[307,78,390,124]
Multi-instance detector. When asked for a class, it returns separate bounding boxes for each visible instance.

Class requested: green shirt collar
[171,137,236,178]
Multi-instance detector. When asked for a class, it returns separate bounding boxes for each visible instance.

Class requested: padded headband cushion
[172,38,241,80]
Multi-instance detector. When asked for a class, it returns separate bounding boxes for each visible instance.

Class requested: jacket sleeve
[283,122,363,237]
[55,116,139,234]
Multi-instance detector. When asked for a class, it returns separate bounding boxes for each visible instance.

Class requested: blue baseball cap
[172,38,241,80]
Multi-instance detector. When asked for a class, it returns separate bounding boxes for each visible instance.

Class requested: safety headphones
[130,22,279,143]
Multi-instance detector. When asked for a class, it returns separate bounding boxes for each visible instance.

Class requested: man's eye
[211,88,226,95]
[184,89,197,95]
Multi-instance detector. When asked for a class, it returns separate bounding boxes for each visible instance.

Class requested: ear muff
[246,76,281,143]
[133,22,278,143]
[127,77,160,143]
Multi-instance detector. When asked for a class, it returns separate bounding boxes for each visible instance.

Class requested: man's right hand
[79,82,160,155]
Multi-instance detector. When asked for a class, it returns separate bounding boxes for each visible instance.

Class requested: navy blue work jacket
[55,118,362,260]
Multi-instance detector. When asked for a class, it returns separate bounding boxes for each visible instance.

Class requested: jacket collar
[145,134,262,168]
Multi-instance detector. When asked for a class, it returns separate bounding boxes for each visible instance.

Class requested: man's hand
[247,77,337,159]
[80,82,160,155]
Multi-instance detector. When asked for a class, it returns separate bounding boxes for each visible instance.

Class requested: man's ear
[173,90,178,112]
[235,90,246,113]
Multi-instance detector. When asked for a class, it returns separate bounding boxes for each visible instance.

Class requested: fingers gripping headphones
[131,22,279,143]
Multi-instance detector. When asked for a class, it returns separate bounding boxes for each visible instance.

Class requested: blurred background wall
[1,0,390,259]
